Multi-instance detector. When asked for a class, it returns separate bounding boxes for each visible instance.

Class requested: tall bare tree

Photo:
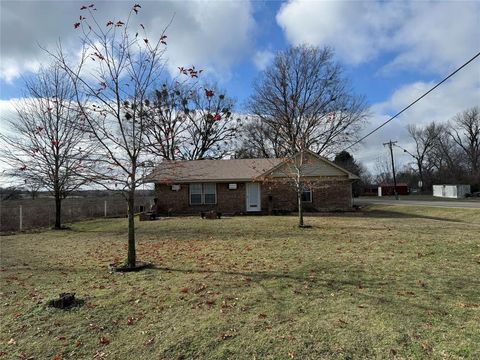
[49,3,171,268]
[244,45,368,157]
[0,65,93,229]
[448,106,480,179]
[405,122,442,191]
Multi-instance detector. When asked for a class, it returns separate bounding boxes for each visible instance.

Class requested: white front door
[246,183,261,212]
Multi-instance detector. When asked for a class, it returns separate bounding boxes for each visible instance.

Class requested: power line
[343,50,480,152]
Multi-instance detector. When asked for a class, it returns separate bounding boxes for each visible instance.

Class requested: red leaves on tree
[74,22,81,29]
[189,67,201,78]
[143,38,149,44]
[140,23,145,30]
[80,5,88,10]
[35,126,43,134]
[51,140,59,146]
[213,113,221,121]
[115,21,124,27]
[160,35,167,45]
[96,82,107,93]
[133,4,141,14]
[205,89,214,97]
[106,21,113,27]
[19,165,27,171]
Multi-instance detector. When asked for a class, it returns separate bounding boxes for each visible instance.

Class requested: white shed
[433,184,471,199]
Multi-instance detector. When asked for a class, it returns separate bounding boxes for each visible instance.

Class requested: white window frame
[301,187,312,202]
[189,183,217,205]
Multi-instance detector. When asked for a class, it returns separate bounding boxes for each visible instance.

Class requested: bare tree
[261,149,349,227]
[143,82,190,160]
[0,65,92,229]
[144,81,238,160]
[430,131,465,183]
[235,117,286,158]
[245,45,368,157]
[448,106,480,180]
[180,85,238,160]
[49,3,170,268]
[404,122,442,191]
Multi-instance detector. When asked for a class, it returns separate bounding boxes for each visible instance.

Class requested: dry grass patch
[1,205,479,359]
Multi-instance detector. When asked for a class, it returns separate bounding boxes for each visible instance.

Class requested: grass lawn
[359,195,480,202]
[1,205,479,359]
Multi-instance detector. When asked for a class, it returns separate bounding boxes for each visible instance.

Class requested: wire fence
[0,195,154,233]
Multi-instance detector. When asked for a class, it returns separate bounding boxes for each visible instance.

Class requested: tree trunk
[297,189,304,227]
[127,189,136,268]
[418,162,425,192]
[54,194,62,229]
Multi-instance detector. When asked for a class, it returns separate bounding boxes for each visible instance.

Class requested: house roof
[146,151,359,183]
[145,158,284,183]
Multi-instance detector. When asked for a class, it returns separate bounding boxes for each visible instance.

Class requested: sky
[1,0,479,178]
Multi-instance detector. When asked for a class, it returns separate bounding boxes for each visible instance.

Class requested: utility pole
[383,140,399,200]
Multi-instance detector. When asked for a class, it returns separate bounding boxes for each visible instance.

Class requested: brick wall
[155,179,353,215]
[155,182,247,215]
[262,180,352,212]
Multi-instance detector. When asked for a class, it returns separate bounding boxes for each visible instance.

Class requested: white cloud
[0,1,256,84]
[276,0,480,73]
[252,49,275,71]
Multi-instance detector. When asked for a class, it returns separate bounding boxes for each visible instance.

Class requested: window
[189,183,217,205]
[203,183,216,204]
[190,183,203,205]
[301,187,312,202]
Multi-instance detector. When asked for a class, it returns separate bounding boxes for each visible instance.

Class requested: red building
[379,183,409,196]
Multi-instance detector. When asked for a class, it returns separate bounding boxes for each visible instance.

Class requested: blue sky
[1,0,479,173]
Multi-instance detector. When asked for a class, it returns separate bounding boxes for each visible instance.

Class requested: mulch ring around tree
[108,261,153,273]
[47,293,85,310]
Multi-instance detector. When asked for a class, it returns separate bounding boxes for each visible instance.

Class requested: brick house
[146,151,359,215]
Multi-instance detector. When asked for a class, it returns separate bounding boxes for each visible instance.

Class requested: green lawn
[1,205,479,359]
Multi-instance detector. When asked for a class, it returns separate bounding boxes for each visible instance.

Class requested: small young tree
[0,65,93,229]
[50,3,169,268]
[261,148,333,228]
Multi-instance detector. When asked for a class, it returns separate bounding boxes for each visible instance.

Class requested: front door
[246,183,261,212]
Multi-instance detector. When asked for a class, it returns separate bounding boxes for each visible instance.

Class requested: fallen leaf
[7,338,16,345]
[145,337,155,346]
[99,336,110,345]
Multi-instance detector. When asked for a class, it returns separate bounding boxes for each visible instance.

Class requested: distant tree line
[373,107,479,193]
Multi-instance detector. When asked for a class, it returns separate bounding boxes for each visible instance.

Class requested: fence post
[104,200,107,217]
[19,205,23,231]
